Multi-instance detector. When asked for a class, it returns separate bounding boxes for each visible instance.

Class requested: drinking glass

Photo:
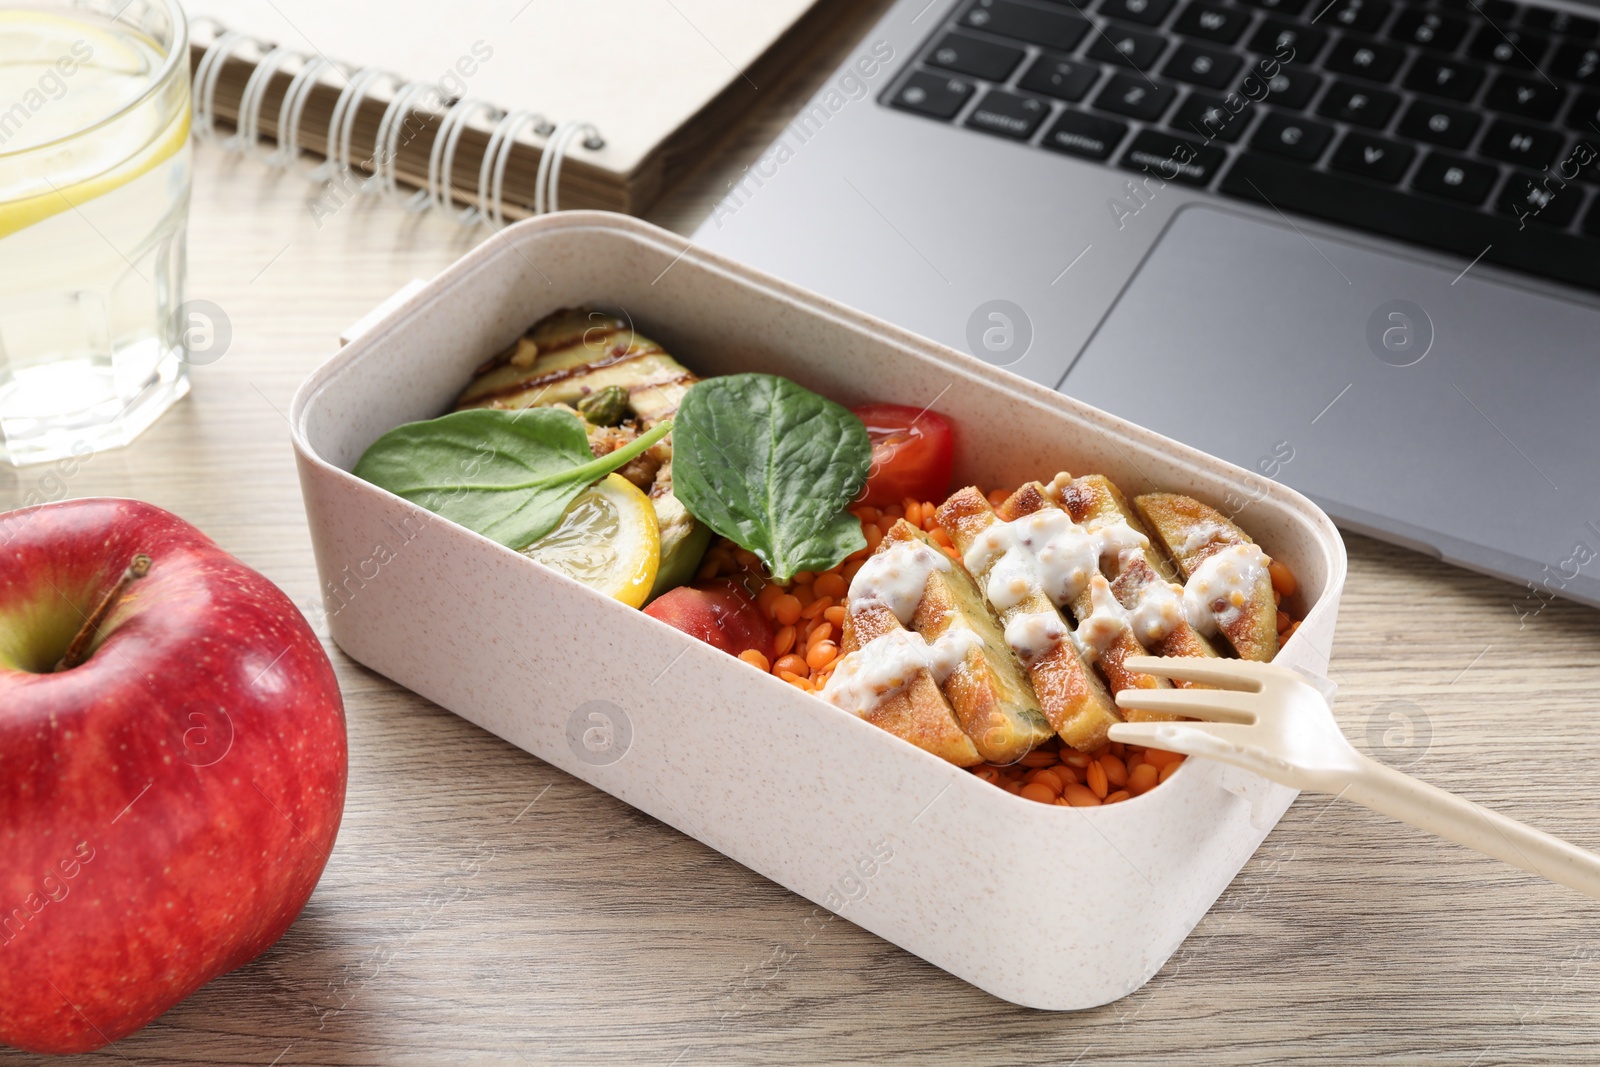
[0,0,191,466]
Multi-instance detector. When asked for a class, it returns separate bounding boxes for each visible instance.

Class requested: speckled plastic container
[290,212,1347,1010]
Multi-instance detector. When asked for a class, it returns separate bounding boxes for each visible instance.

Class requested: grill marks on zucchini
[458,322,692,420]
[453,307,707,601]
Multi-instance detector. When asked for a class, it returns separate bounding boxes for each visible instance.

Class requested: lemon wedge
[521,473,660,608]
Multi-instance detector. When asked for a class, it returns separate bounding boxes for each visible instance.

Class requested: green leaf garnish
[353,407,671,550]
[671,374,870,583]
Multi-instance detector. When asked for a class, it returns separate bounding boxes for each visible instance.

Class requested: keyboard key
[1087,25,1170,68]
[1478,118,1567,168]
[1569,142,1600,184]
[960,0,1091,51]
[1580,149,1600,185]
[1569,91,1600,135]
[1171,91,1254,141]
[1091,71,1179,118]
[1395,99,1481,148]
[1247,20,1328,62]
[1466,25,1551,70]
[1040,109,1130,158]
[1162,42,1243,87]
[1237,0,1311,15]
[1322,36,1405,82]
[1388,8,1468,51]
[1496,170,1583,227]
[925,31,1025,81]
[1320,0,1392,34]
[1251,110,1335,160]
[1118,129,1228,184]
[1401,55,1486,101]
[1172,2,1250,43]
[1098,0,1177,25]
[1485,73,1567,122]
[1552,140,1599,182]
[1019,54,1103,101]
[1411,151,1499,204]
[1585,197,1600,237]
[1520,7,1599,39]
[1219,153,1600,291]
[1255,65,1323,107]
[1329,131,1415,182]
[1551,43,1600,87]
[964,89,1052,138]
[1316,80,1400,127]
[890,70,977,119]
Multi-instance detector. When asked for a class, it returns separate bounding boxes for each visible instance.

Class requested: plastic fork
[1108,656,1600,900]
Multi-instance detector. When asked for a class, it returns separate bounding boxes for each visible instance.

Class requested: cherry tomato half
[644,579,775,659]
[851,404,956,508]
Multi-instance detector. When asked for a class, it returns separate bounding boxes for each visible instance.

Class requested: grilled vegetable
[880,520,1052,764]
[648,476,712,595]
[1050,474,1223,674]
[838,597,983,767]
[1133,493,1278,662]
[454,307,705,600]
[936,487,1121,751]
[457,309,694,418]
[1001,482,1173,705]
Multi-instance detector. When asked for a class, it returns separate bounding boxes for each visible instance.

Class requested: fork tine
[1124,655,1278,691]
[1114,686,1261,723]
[1108,719,1257,755]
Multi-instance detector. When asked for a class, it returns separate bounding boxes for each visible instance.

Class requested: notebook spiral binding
[189,18,604,227]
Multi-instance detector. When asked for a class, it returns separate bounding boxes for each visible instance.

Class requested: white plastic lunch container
[290,212,1347,1010]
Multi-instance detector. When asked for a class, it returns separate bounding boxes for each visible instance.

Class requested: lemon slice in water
[522,474,660,608]
[0,11,191,241]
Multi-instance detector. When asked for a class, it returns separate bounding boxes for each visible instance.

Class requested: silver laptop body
[694,0,1600,615]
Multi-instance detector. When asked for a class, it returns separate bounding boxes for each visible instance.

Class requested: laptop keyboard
[883,0,1600,291]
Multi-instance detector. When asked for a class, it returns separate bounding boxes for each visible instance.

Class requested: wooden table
[7,11,1600,1065]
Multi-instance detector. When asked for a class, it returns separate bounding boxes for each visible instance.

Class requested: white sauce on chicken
[848,539,951,624]
[960,502,1152,665]
[1125,578,1188,644]
[1182,541,1270,636]
[1071,575,1130,657]
[1004,610,1069,666]
[1085,517,1151,573]
[820,625,981,716]
[962,507,1148,614]
[1180,522,1228,556]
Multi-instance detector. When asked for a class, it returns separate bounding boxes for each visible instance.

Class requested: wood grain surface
[5,6,1600,1063]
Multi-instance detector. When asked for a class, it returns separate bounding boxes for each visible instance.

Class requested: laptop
[691,0,1600,615]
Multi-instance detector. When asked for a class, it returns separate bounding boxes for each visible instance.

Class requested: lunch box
[290,211,1347,1010]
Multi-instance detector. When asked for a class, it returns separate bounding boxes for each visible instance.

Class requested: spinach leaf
[353,407,671,550]
[671,374,869,583]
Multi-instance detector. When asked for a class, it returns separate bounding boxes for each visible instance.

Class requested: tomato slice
[850,403,956,508]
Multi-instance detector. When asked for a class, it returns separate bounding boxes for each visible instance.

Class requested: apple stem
[54,553,153,672]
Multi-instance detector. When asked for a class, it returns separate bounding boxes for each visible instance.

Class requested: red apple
[0,498,346,1054]
[644,580,775,659]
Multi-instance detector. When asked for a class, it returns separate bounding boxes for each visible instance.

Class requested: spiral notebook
[186,0,830,223]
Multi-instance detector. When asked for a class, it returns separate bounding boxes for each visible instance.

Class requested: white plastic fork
[1108,656,1600,900]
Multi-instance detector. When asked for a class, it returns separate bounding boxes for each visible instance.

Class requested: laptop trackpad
[1059,204,1600,603]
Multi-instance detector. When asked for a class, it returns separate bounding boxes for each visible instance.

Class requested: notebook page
[187,0,820,176]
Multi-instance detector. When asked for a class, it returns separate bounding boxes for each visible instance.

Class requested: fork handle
[1345,758,1600,899]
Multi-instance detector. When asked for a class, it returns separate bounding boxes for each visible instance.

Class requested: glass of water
[0,0,191,466]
